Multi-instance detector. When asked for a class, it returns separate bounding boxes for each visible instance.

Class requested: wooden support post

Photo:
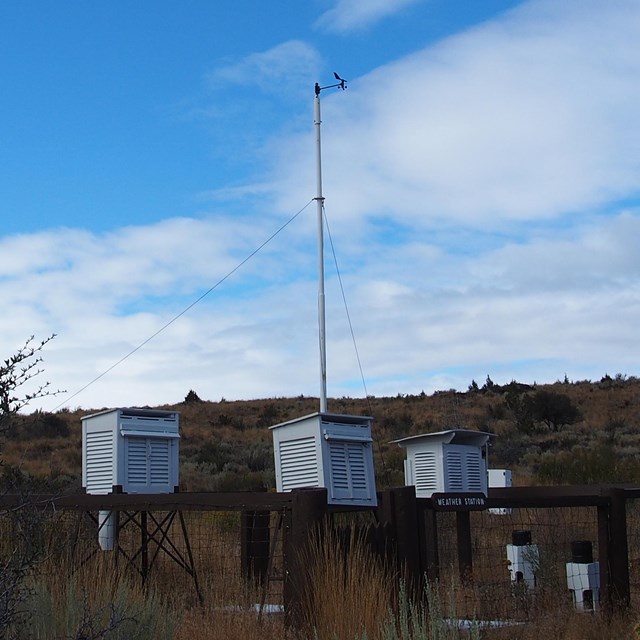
[598,488,630,611]
[597,501,611,610]
[240,511,252,581]
[379,487,422,599]
[421,504,440,582]
[609,488,631,608]
[456,511,473,583]
[392,486,422,598]
[283,488,328,628]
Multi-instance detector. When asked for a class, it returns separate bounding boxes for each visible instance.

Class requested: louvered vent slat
[446,450,464,491]
[329,443,349,490]
[465,451,483,491]
[86,431,114,493]
[347,444,367,490]
[127,439,148,485]
[279,437,319,491]
[328,442,371,498]
[87,460,111,469]
[149,439,170,484]
[414,451,438,492]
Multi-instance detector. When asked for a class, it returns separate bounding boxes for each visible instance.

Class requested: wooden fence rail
[1,484,637,621]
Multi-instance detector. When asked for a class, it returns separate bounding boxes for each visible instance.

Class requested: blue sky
[2,0,640,411]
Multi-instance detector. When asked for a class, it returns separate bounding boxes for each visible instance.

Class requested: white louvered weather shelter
[393,429,492,498]
[271,412,377,507]
[82,408,180,495]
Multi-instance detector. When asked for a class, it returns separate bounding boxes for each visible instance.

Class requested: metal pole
[314,90,328,413]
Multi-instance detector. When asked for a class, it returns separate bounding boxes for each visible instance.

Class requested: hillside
[3,374,640,492]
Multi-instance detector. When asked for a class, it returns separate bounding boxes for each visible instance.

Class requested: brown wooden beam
[0,491,294,512]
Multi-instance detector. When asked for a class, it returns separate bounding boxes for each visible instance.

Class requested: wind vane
[315,71,347,96]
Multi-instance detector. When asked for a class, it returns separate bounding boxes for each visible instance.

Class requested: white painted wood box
[393,429,492,498]
[82,408,180,495]
[270,412,377,506]
[488,468,512,515]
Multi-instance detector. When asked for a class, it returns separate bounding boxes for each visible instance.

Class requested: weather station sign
[431,492,487,511]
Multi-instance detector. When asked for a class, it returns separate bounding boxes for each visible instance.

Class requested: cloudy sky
[2,0,639,411]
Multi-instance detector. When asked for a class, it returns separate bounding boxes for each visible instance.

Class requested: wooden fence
[1,484,638,624]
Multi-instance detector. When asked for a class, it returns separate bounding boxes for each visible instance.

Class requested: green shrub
[380,581,480,640]
[535,444,640,484]
[13,564,177,639]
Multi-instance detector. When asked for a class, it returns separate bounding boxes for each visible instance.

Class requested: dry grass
[174,605,289,640]
[483,608,637,640]
[3,509,640,640]
[300,527,393,639]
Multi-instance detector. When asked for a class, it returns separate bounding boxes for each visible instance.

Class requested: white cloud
[3,205,636,411]
[274,0,640,229]
[0,213,324,409]
[4,0,640,412]
[315,207,640,394]
[208,40,322,94]
[316,0,423,33]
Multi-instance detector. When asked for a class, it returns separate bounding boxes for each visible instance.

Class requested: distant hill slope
[3,375,640,492]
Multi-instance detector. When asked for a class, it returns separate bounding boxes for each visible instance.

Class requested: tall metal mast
[314,73,346,414]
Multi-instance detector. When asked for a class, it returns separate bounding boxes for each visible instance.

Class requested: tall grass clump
[300,528,481,640]
[301,527,392,639]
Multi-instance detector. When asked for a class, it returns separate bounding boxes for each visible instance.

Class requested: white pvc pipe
[98,510,117,551]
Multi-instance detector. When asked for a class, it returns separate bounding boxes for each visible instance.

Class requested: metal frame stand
[74,509,202,604]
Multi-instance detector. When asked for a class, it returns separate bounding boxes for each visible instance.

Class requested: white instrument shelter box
[271,412,377,507]
[488,468,513,515]
[393,429,492,498]
[82,408,180,495]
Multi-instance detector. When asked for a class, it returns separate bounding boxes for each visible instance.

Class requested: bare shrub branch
[0,335,64,432]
